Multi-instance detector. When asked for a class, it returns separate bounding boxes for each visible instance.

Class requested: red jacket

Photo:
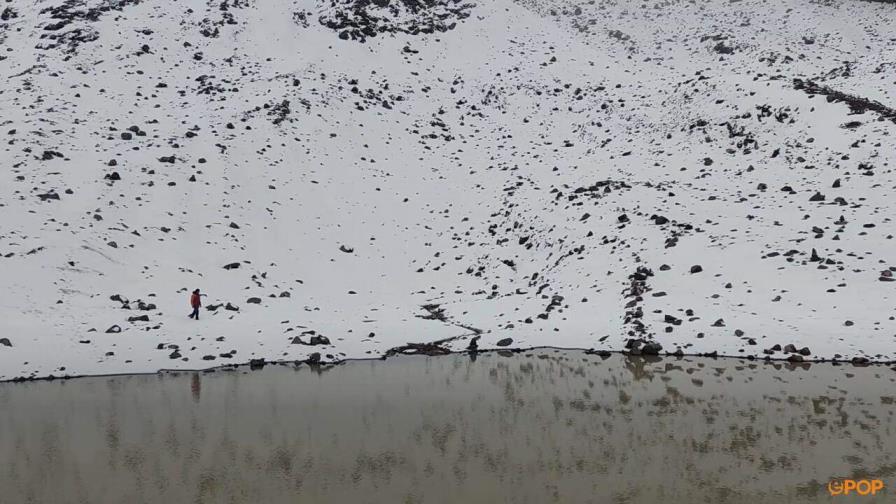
[191,293,201,308]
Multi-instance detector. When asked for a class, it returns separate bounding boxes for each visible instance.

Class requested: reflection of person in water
[191,373,201,403]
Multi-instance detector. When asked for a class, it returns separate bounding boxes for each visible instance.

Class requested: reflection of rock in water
[622,354,662,382]
[191,373,201,403]
[0,352,894,503]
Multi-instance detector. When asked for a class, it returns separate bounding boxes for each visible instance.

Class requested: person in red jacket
[189,289,202,320]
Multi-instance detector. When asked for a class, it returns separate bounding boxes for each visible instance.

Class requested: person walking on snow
[189,289,202,320]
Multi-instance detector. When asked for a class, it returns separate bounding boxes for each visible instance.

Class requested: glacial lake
[0,351,894,503]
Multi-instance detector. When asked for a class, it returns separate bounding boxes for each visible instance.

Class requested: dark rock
[225,303,239,311]
[247,297,262,304]
[306,352,321,364]
[105,325,122,333]
[128,315,149,322]
[689,265,703,274]
[249,358,266,370]
[641,342,662,355]
[223,262,240,270]
[496,338,513,347]
[798,347,811,356]
[784,344,797,353]
[309,335,330,345]
[0,338,11,347]
[663,314,682,325]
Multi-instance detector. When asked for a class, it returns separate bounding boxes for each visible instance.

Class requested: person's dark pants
[189,307,199,320]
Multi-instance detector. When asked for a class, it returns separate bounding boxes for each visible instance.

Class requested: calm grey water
[0,351,894,503]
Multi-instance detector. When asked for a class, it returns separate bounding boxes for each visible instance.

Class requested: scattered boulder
[496,337,513,347]
[309,335,330,345]
[641,342,662,355]
[0,338,11,347]
[293,334,331,346]
[37,192,60,201]
[663,314,682,325]
[105,325,122,333]
[851,357,870,366]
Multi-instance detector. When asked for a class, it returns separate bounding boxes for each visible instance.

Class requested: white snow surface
[2,0,896,379]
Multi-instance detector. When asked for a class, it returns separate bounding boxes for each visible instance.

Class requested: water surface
[0,351,894,503]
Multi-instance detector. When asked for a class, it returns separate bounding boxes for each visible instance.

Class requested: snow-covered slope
[2,0,896,379]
